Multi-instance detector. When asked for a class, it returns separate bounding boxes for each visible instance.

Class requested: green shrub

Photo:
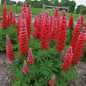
[0,25,19,51]
[8,38,77,86]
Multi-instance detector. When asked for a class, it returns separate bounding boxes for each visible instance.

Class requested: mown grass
[0,4,86,22]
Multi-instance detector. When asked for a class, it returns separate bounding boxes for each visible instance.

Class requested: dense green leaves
[0,25,19,51]
[8,39,77,86]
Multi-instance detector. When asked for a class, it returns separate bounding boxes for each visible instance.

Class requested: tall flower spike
[54,7,59,18]
[17,14,22,36]
[19,19,28,56]
[2,2,7,29]
[62,46,73,71]
[70,17,81,53]
[68,13,74,30]
[6,35,15,62]
[27,5,32,38]
[57,12,60,38]
[41,11,50,50]
[56,10,67,52]
[51,18,57,39]
[72,27,86,66]
[10,8,13,24]
[22,1,27,14]
[34,16,38,38]
[27,48,34,65]
[49,76,55,86]
[35,14,42,38]
[23,60,30,74]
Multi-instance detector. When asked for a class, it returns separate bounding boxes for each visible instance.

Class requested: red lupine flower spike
[56,10,67,52]
[27,48,34,65]
[22,1,27,14]
[50,15,54,38]
[23,60,30,74]
[17,14,22,36]
[49,76,55,86]
[27,5,32,38]
[51,18,57,39]
[10,8,13,24]
[2,2,7,29]
[28,5,31,13]
[41,11,50,50]
[19,19,28,56]
[35,14,42,38]
[54,7,59,18]
[62,46,73,71]
[70,17,82,53]
[72,29,85,66]
[68,13,74,30]
[6,35,15,62]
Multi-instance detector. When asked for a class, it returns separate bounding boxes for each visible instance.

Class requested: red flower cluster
[56,10,67,52]
[23,60,30,74]
[54,7,59,18]
[70,17,81,53]
[34,16,38,38]
[17,14,21,36]
[22,1,27,15]
[2,2,7,29]
[7,13,10,26]
[10,8,13,24]
[51,18,57,39]
[62,46,73,71]
[34,14,42,39]
[6,35,15,62]
[49,76,55,86]
[57,12,60,38]
[41,11,50,50]
[27,48,34,65]
[68,13,74,30]
[27,5,32,38]
[12,14,16,26]
[19,14,28,56]
[72,27,86,66]
[50,15,54,35]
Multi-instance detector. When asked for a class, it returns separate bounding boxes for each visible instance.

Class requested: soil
[0,52,86,86]
[0,52,13,86]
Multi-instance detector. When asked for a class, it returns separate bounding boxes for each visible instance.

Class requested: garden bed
[0,52,86,86]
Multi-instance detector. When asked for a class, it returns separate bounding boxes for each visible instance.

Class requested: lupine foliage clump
[8,38,77,86]
[0,25,18,51]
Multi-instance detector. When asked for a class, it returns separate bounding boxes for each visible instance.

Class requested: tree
[54,0,59,6]
[69,1,76,13]
[76,5,86,14]
[1,0,10,4]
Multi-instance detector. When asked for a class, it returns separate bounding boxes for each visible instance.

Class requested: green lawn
[0,4,86,22]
